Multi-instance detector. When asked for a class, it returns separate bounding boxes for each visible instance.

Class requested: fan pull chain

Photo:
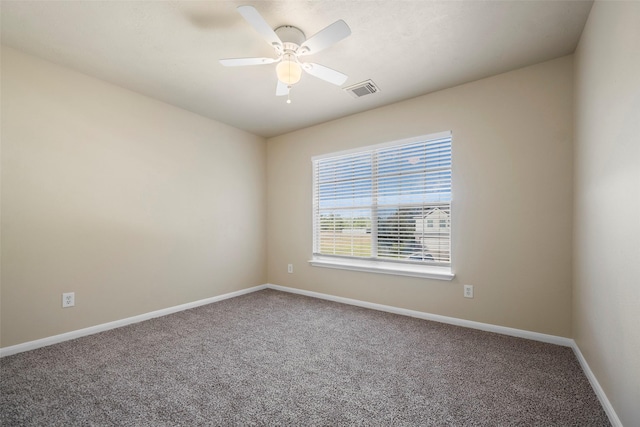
[287,86,292,104]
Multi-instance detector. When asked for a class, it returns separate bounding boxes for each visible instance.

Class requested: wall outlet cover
[464,285,474,299]
[62,292,75,308]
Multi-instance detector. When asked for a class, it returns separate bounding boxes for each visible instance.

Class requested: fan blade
[302,63,348,86]
[219,57,279,67]
[298,20,351,56]
[237,5,282,49]
[276,80,290,96]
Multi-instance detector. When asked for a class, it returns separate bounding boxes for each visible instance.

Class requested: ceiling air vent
[344,80,380,98]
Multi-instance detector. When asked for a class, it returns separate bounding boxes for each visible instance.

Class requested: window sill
[308,257,454,281]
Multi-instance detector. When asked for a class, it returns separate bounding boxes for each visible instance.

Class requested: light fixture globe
[276,54,302,85]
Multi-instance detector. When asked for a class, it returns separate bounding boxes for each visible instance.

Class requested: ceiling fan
[219,5,351,102]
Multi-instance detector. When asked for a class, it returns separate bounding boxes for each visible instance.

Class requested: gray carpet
[1,289,609,426]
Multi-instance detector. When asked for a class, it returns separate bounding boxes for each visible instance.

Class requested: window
[310,131,453,280]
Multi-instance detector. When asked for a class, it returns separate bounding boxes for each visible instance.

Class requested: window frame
[309,131,454,281]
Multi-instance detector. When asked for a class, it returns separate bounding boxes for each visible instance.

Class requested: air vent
[344,80,380,98]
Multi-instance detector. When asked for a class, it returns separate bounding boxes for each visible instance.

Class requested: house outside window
[310,131,453,280]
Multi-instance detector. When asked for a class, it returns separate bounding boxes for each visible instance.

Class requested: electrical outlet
[464,285,474,299]
[287,264,293,274]
[62,292,75,308]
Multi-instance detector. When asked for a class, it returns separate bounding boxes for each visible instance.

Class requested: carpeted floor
[1,289,609,426]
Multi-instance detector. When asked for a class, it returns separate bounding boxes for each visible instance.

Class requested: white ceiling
[1,1,593,138]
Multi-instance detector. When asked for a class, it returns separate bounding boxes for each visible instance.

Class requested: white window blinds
[313,132,452,266]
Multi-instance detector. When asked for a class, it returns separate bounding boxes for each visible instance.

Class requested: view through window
[312,132,452,267]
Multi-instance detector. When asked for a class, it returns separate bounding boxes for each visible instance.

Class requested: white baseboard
[1,283,570,356]
[570,342,622,427]
[0,281,622,426]
[0,284,267,357]
[266,283,621,426]
[265,284,573,347]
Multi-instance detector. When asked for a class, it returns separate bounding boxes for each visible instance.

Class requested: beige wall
[0,47,267,348]
[573,2,640,425]
[267,56,574,337]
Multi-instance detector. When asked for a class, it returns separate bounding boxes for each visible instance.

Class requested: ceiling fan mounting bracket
[274,25,306,47]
